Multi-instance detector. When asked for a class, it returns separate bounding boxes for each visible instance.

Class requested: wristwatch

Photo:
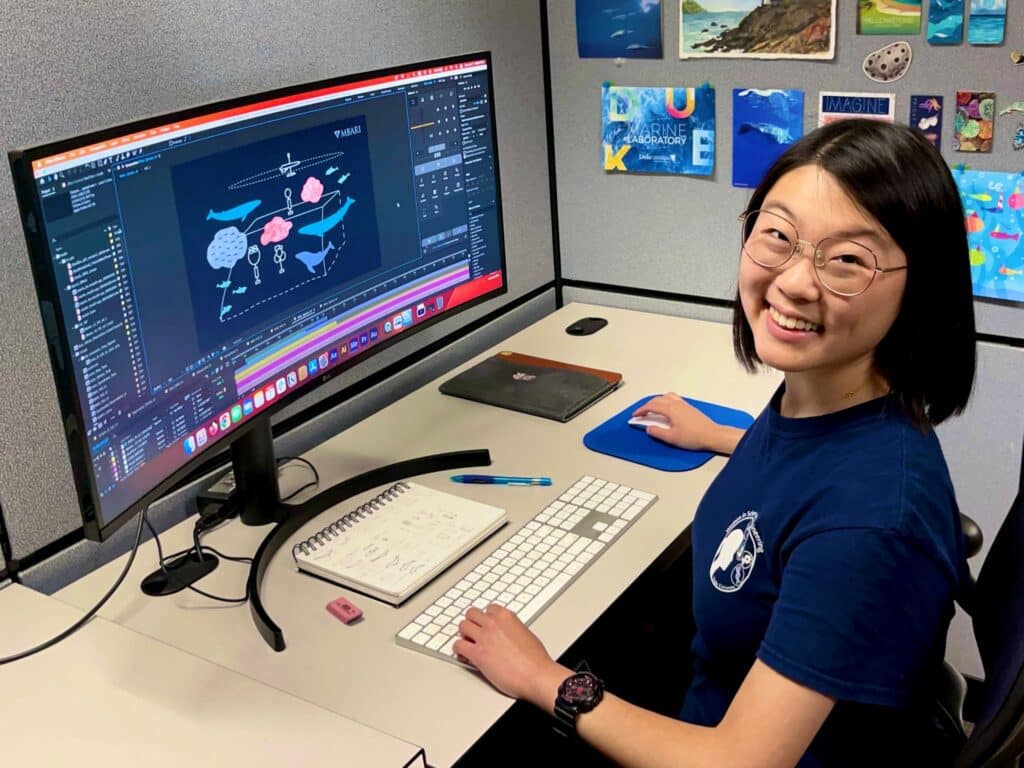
[553,666,605,735]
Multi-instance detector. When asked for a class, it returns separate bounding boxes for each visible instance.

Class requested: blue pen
[451,474,552,486]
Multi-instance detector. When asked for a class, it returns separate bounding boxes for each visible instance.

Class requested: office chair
[937,442,1024,768]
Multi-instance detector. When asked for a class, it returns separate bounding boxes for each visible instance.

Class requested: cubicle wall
[548,1,1024,678]
[0,1,555,581]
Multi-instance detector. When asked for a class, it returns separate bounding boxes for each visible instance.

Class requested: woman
[453,120,976,767]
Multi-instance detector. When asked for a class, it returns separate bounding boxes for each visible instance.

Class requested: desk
[56,304,781,766]
[0,584,423,766]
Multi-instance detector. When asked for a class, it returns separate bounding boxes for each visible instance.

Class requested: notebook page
[300,483,505,596]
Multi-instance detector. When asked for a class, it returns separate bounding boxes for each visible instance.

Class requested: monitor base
[140,551,220,596]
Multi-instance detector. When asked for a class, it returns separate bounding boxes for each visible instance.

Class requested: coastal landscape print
[577,0,663,59]
[857,0,922,36]
[680,0,835,60]
[967,0,1006,45]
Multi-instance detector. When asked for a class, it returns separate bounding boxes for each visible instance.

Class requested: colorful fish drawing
[298,197,355,237]
[998,265,1024,276]
[989,227,1020,241]
[294,241,336,274]
[207,199,261,222]
[969,193,992,202]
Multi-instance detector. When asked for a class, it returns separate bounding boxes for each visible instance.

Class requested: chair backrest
[955,469,1024,767]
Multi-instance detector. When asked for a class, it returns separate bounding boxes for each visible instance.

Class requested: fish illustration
[325,166,338,175]
[737,122,793,145]
[998,265,1024,275]
[216,279,231,289]
[231,285,247,294]
[969,193,993,202]
[219,305,232,318]
[297,197,356,238]
[337,172,350,185]
[610,29,627,38]
[626,43,650,50]
[989,227,1020,241]
[207,199,261,222]
[294,241,336,274]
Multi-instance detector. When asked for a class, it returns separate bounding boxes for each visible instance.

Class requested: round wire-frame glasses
[738,209,907,297]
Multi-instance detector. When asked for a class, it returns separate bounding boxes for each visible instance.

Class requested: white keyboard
[395,475,657,664]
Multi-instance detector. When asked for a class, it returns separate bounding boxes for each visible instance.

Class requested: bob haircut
[733,119,976,427]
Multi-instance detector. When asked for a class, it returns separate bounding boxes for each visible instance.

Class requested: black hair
[733,119,976,427]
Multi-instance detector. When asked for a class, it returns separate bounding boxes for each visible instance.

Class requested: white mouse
[628,413,671,429]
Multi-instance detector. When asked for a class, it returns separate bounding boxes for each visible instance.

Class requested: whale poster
[576,0,663,59]
[601,84,716,176]
[952,167,1024,303]
[732,88,804,188]
[680,0,835,60]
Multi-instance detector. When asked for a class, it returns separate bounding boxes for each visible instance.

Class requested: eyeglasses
[738,209,907,297]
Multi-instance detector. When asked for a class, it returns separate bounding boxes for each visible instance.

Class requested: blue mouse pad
[583,396,756,472]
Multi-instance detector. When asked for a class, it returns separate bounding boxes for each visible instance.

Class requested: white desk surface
[0,584,423,767]
[56,303,781,766]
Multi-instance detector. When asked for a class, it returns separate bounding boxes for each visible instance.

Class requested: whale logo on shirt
[710,511,763,593]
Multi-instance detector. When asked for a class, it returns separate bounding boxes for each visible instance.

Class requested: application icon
[393,314,404,329]
[287,371,297,387]
[416,303,426,318]
[209,421,219,437]
[402,309,413,325]
[308,359,318,374]
[329,348,339,363]
[297,366,308,381]
[184,436,196,455]
[254,390,265,408]
[384,321,392,333]
[275,377,286,394]
[231,404,243,423]
[369,328,379,341]
[242,399,254,415]
[265,385,276,402]
[195,428,208,447]
[435,296,444,310]
[359,333,368,346]
[219,412,231,430]
[318,353,329,368]
[349,338,359,352]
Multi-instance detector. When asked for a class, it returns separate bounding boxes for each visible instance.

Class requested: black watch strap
[552,666,604,736]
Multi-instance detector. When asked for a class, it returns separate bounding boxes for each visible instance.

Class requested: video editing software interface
[26,57,504,529]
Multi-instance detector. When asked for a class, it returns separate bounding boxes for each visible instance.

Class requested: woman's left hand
[453,604,567,707]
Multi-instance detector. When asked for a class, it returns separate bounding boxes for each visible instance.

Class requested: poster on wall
[576,0,664,59]
[857,0,922,35]
[601,84,716,176]
[732,88,804,188]
[818,91,896,125]
[909,95,943,149]
[954,90,995,152]
[952,168,1024,303]
[966,0,1006,45]
[927,0,964,44]
[679,0,835,60]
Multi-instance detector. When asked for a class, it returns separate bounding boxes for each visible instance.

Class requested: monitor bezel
[8,50,507,541]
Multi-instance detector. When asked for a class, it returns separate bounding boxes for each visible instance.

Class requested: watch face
[559,672,601,705]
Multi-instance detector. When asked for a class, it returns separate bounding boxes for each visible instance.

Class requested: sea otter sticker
[709,511,763,593]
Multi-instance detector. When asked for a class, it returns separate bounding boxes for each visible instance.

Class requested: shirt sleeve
[757,527,955,708]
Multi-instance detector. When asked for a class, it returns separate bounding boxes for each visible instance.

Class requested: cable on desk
[0,507,147,666]
[277,455,319,501]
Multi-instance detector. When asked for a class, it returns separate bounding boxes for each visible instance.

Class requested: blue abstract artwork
[601,85,715,176]
[732,88,803,188]
[927,0,964,44]
[576,0,663,59]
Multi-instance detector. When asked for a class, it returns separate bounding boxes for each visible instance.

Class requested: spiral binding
[291,481,410,559]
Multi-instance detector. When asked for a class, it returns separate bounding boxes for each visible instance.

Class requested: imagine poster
[577,0,663,59]
[679,0,835,60]
[818,91,896,126]
[857,0,923,36]
[601,84,716,176]
[732,88,804,188]
[953,168,1024,303]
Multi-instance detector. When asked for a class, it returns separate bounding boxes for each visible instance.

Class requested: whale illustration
[207,199,261,222]
[737,122,793,145]
[298,197,355,238]
[294,242,336,274]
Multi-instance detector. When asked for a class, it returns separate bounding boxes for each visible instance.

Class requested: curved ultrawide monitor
[9,51,507,541]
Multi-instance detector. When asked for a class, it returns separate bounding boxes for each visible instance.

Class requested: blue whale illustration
[298,197,355,238]
[207,199,261,222]
[295,242,336,274]
[737,122,793,145]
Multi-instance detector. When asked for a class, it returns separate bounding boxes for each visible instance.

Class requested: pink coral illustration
[300,176,324,205]
[260,216,293,246]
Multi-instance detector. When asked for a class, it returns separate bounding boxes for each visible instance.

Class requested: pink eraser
[326,596,363,624]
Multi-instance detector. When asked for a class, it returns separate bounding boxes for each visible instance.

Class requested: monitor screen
[10,52,506,540]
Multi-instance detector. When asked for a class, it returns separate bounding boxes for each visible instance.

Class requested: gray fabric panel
[547,0,1024,339]
[0,1,554,559]
[19,291,555,594]
[562,287,734,325]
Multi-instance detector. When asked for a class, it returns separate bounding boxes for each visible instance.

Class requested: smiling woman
[456,120,977,768]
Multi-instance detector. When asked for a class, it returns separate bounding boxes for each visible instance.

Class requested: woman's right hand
[632,393,742,454]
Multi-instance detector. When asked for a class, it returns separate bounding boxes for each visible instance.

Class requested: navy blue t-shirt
[679,391,964,766]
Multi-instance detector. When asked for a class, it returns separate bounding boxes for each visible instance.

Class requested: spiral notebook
[291,481,507,605]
